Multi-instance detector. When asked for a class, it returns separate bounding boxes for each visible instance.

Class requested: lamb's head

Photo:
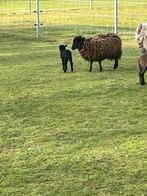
[71,36,85,50]
[59,44,67,52]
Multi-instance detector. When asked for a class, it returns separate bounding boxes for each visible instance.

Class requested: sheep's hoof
[141,82,145,85]
[140,80,145,85]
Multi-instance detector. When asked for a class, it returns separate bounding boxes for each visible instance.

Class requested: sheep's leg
[139,66,146,85]
[99,61,103,72]
[89,61,93,72]
[139,73,145,85]
[113,58,118,69]
[69,59,74,71]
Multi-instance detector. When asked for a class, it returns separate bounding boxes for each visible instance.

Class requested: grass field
[1,1,147,195]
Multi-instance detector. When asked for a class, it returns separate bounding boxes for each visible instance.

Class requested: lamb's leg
[64,63,67,73]
[69,59,73,71]
[99,61,103,72]
[113,58,118,69]
[89,61,93,72]
[63,59,67,73]
[139,66,146,85]
[62,59,64,70]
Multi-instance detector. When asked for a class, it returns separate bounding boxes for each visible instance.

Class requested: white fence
[0,0,147,39]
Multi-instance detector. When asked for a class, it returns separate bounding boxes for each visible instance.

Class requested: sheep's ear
[78,36,85,42]
[64,45,67,48]
[81,37,85,42]
[77,36,82,40]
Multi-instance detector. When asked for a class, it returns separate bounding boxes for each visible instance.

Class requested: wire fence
[0,0,147,40]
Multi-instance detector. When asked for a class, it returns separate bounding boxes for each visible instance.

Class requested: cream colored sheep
[136,23,147,54]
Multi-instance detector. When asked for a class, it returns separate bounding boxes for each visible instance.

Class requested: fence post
[36,0,40,38]
[114,0,118,34]
[28,0,32,14]
[90,0,92,9]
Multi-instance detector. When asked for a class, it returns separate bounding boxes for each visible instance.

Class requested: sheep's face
[71,36,85,50]
[59,45,67,52]
[136,33,143,45]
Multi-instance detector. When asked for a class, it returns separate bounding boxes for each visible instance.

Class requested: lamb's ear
[64,45,67,48]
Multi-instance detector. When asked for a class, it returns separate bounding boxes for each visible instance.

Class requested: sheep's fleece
[136,23,147,54]
[76,33,122,62]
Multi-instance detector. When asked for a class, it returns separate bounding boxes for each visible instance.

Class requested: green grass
[1,1,147,196]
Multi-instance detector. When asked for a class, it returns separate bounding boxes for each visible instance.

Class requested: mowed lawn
[1,1,147,196]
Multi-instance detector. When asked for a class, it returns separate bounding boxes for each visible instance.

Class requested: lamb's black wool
[59,45,73,73]
[71,33,122,72]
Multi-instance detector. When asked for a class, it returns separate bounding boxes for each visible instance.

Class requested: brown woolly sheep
[71,33,122,72]
[138,54,147,85]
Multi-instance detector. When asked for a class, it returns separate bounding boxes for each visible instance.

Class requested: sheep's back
[79,33,122,62]
[100,35,122,60]
[136,23,147,54]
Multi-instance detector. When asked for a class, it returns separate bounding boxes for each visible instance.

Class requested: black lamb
[59,44,73,73]
[71,33,122,72]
